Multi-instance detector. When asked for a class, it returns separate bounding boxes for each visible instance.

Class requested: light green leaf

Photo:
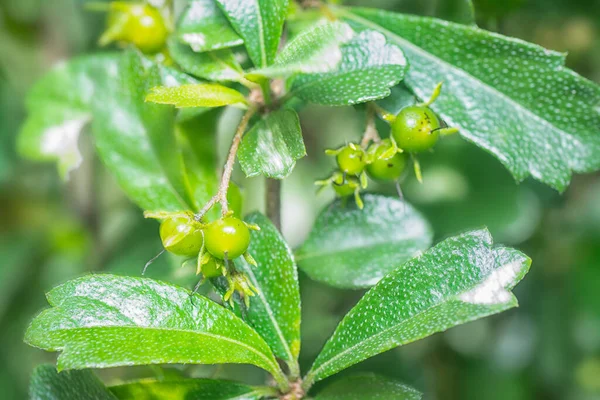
[296,194,433,289]
[168,38,245,83]
[339,7,600,191]
[215,0,289,68]
[30,365,116,400]
[315,374,422,400]
[146,83,247,108]
[176,0,244,53]
[91,51,197,212]
[290,30,408,106]
[249,21,354,78]
[25,275,286,387]
[238,109,306,179]
[110,378,276,400]
[303,229,531,387]
[232,213,302,377]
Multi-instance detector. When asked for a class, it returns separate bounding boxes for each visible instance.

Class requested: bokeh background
[1,0,599,398]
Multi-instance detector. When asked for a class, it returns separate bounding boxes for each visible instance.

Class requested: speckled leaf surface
[24,275,283,380]
[146,83,247,108]
[168,38,244,83]
[214,0,288,68]
[176,0,243,53]
[30,365,117,400]
[296,194,433,289]
[304,229,531,386]
[315,374,422,400]
[232,213,302,376]
[238,109,306,179]
[110,378,276,400]
[290,30,408,106]
[340,7,600,191]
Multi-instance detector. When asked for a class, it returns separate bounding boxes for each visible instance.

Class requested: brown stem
[360,104,381,148]
[266,179,282,231]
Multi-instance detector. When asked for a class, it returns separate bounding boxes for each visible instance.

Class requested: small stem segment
[360,104,381,148]
[196,107,257,221]
[266,179,282,231]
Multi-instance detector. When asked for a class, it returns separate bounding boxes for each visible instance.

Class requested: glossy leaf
[339,7,600,191]
[168,38,245,83]
[30,365,116,400]
[304,229,531,387]
[215,0,289,68]
[91,51,197,212]
[146,83,247,108]
[110,378,276,400]
[315,374,422,400]
[296,194,433,289]
[176,0,244,53]
[249,21,354,78]
[290,30,408,106]
[232,213,302,377]
[238,109,306,179]
[24,275,285,386]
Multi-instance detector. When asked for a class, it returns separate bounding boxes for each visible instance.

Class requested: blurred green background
[1,0,599,399]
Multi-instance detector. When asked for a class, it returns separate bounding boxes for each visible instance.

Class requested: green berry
[391,105,441,153]
[159,217,203,257]
[204,217,251,260]
[104,4,168,54]
[332,173,360,197]
[367,139,407,181]
[336,144,367,175]
[201,258,222,278]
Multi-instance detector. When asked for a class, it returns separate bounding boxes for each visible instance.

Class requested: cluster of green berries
[146,211,260,306]
[317,83,458,208]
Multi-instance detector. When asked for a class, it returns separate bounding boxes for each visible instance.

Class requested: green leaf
[17,53,119,180]
[434,0,475,24]
[30,365,117,400]
[168,38,245,83]
[146,83,247,108]
[339,7,600,191]
[290,30,408,106]
[232,213,302,377]
[110,378,276,400]
[303,229,531,387]
[296,194,433,289]
[249,21,354,78]
[25,275,286,387]
[315,374,422,400]
[91,51,197,212]
[176,0,244,53]
[215,0,289,68]
[238,109,306,179]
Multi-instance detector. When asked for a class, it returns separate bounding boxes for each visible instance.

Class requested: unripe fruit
[332,174,360,197]
[200,258,222,278]
[367,139,407,181]
[103,4,168,54]
[204,217,250,260]
[160,217,203,257]
[336,144,367,175]
[391,106,441,153]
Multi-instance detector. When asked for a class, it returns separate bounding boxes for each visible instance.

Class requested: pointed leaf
[238,109,306,179]
[215,0,289,68]
[296,194,433,289]
[232,213,302,377]
[290,30,408,106]
[315,374,422,400]
[110,378,276,400]
[177,0,244,53]
[146,83,247,108]
[304,229,531,386]
[30,365,116,400]
[340,7,600,191]
[25,275,284,383]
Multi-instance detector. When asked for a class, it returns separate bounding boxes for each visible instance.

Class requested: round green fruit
[204,217,251,260]
[159,217,203,257]
[332,174,360,197]
[367,139,407,181]
[391,105,441,153]
[201,259,222,279]
[107,4,168,54]
[336,144,367,175]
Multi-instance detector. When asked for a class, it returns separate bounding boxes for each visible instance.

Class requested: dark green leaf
[238,109,306,179]
[304,229,531,387]
[110,378,276,400]
[215,0,289,68]
[290,30,408,106]
[296,194,433,289]
[233,213,302,377]
[146,83,248,108]
[30,365,116,400]
[315,374,422,400]
[176,0,244,53]
[339,7,600,191]
[435,0,475,24]
[25,275,286,386]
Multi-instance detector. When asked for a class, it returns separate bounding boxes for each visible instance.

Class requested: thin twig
[360,104,381,148]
